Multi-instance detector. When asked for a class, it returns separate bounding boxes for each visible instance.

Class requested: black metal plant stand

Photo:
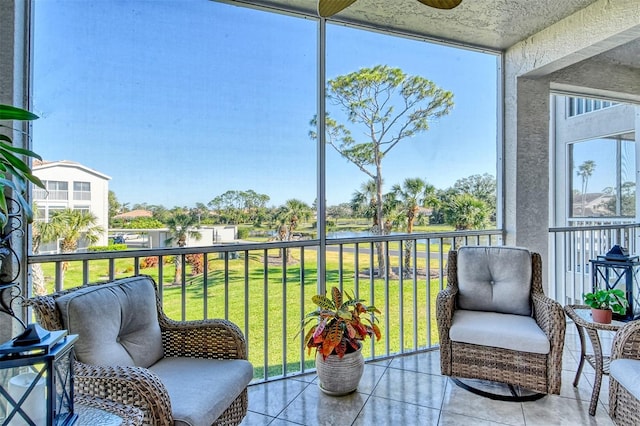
[0,197,78,425]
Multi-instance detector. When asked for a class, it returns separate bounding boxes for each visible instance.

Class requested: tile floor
[241,323,617,425]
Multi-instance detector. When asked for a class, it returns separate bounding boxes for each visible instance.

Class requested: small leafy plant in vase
[583,289,629,324]
[299,286,381,395]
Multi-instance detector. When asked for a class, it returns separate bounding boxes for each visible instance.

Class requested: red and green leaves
[299,286,382,360]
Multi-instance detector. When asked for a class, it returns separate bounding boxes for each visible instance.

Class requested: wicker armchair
[436,247,566,395]
[27,275,252,426]
[609,320,640,425]
[75,394,145,425]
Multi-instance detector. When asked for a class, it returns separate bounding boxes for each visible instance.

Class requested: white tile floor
[241,323,617,425]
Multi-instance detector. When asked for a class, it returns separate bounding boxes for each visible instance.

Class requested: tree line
[108,172,496,233]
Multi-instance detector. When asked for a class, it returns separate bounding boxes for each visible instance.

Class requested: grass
[37,237,451,379]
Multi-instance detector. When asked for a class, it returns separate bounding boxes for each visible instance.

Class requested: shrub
[186,254,205,275]
[141,256,159,269]
[237,228,249,239]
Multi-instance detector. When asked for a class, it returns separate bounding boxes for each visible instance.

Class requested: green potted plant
[299,286,381,395]
[0,104,44,228]
[583,288,629,324]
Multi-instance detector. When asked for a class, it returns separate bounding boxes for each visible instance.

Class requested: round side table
[564,304,625,416]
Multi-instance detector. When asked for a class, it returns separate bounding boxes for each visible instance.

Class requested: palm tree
[165,210,202,284]
[443,193,490,231]
[30,206,62,295]
[41,209,104,287]
[350,180,396,276]
[275,199,312,240]
[390,178,438,233]
[577,160,596,216]
[350,180,379,227]
[390,178,438,275]
[192,202,209,224]
[274,199,312,262]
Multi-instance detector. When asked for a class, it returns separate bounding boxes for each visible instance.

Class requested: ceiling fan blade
[318,0,358,17]
[417,0,462,9]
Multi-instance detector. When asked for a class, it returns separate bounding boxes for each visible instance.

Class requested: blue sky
[31,0,498,209]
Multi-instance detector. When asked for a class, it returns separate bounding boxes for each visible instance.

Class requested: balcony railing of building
[33,189,68,201]
[73,191,91,201]
[26,223,640,383]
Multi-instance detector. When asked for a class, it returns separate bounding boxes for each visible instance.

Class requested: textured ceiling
[227,0,640,72]
[231,0,601,50]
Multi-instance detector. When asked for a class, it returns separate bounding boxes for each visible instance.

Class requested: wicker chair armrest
[74,361,173,426]
[75,394,144,426]
[532,293,566,345]
[160,317,248,360]
[436,286,457,338]
[436,285,457,376]
[612,320,640,361]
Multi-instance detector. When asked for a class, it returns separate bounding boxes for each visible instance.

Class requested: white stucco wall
[504,0,640,290]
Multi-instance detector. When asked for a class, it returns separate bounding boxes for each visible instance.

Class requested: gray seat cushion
[449,309,550,354]
[457,246,532,316]
[150,357,254,426]
[610,359,640,400]
[55,276,164,368]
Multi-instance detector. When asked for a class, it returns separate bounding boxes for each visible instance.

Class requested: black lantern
[0,326,78,425]
[590,245,640,321]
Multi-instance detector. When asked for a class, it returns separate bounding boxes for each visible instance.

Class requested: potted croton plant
[583,288,629,324]
[300,286,381,395]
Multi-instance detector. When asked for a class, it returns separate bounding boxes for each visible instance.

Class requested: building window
[568,97,617,117]
[74,206,90,214]
[37,181,69,201]
[73,181,91,201]
[570,132,636,218]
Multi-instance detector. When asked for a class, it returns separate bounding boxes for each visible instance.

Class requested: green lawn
[37,245,448,379]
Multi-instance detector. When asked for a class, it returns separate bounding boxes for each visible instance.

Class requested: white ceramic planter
[315,346,364,396]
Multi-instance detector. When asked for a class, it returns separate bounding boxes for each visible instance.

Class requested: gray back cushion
[456,246,532,316]
[56,276,164,368]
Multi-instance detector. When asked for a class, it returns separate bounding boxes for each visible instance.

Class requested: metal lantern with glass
[589,245,640,321]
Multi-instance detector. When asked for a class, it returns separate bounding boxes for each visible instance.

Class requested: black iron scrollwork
[0,198,27,329]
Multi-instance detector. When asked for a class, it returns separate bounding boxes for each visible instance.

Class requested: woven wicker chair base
[75,395,145,426]
[610,379,640,426]
[213,389,248,426]
[451,342,549,395]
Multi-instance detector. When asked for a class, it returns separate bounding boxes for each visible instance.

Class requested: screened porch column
[0,0,31,342]
[503,76,550,273]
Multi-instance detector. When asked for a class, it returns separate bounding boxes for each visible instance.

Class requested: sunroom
[1,0,640,424]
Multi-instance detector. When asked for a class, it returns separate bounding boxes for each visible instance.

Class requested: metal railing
[32,189,68,201]
[549,220,640,305]
[27,229,503,382]
[29,222,640,383]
